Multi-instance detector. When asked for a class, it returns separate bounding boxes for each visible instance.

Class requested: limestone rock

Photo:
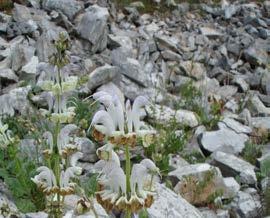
[198,128,249,155]
[147,183,203,218]
[42,0,83,20]
[77,5,109,53]
[87,65,120,92]
[211,151,257,185]
[146,104,199,128]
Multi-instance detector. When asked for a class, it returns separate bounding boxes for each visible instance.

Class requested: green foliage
[182,150,206,164]
[176,81,222,130]
[242,142,262,165]
[80,174,98,197]
[144,118,189,175]
[206,189,223,208]
[257,158,270,182]
[70,97,98,131]
[139,209,149,218]
[0,141,45,213]
[196,170,216,195]
[263,186,270,215]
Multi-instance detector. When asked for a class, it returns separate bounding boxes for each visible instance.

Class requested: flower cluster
[0,119,14,149]
[90,91,160,215]
[31,151,82,196]
[37,33,77,124]
[31,33,82,217]
[90,91,156,147]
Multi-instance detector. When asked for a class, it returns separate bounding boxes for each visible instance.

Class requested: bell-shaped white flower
[96,143,115,161]
[90,110,115,136]
[57,124,79,155]
[37,65,77,95]
[70,151,83,167]
[31,166,57,194]
[95,149,121,181]
[126,96,148,133]
[90,91,156,146]
[130,159,159,203]
[59,166,82,195]
[41,92,76,123]
[97,164,127,205]
[0,119,14,149]
[42,131,54,155]
[93,91,125,133]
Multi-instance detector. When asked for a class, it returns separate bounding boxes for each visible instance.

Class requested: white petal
[125,100,133,133]
[90,110,115,135]
[70,152,83,167]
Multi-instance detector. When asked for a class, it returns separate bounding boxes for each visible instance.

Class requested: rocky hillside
[0,0,269,217]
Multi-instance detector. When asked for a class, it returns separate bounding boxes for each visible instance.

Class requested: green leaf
[15,198,36,213]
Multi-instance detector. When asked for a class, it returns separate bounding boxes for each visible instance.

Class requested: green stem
[125,144,131,218]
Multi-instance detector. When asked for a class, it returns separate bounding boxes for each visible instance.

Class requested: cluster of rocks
[0,0,270,217]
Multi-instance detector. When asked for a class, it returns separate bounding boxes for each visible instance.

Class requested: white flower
[97,164,127,205]
[0,119,14,149]
[58,124,79,154]
[41,92,76,123]
[42,131,54,155]
[70,152,83,167]
[95,149,121,180]
[31,166,57,194]
[130,159,159,202]
[38,66,77,95]
[96,143,115,161]
[90,110,115,136]
[60,166,82,195]
[90,91,156,144]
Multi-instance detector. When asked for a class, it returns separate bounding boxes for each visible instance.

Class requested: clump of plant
[263,186,270,215]
[90,91,160,217]
[31,33,84,218]
[179,170,224,208]
[70,97,98,131]
[241,142,262,165]
[182,149,206,164]
[250,127,270,145]
[0,117,47,213]
[144,118,189,175]
[177,81,223,130]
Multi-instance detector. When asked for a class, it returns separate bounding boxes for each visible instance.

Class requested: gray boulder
[0,86,32,116]
[36,28,67,62]
[0,181,21,217]
[251,117,270,130]
[87,65,120,92]
[75,137,97,163]
[218,118,252,134]
[11,43,35,72]
[42,0,83,20]
[199,27,223,37]
[243,39,269,66]
[179,61,206,80]
[114,58,149,87]
[198,128,249,155]
[0,68,18,83]
[147,183,203,218]
[154,34,179,53]
[230,189,261,218]
[77,5,109,53]
[146,104,199,128]
[211,151,257,185]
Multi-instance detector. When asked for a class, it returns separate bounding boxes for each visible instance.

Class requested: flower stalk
[91,91,160,217]
[125,144,131,218]
[32,33,81,218]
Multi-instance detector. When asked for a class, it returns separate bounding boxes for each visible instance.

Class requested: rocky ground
[0,0,270,217]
